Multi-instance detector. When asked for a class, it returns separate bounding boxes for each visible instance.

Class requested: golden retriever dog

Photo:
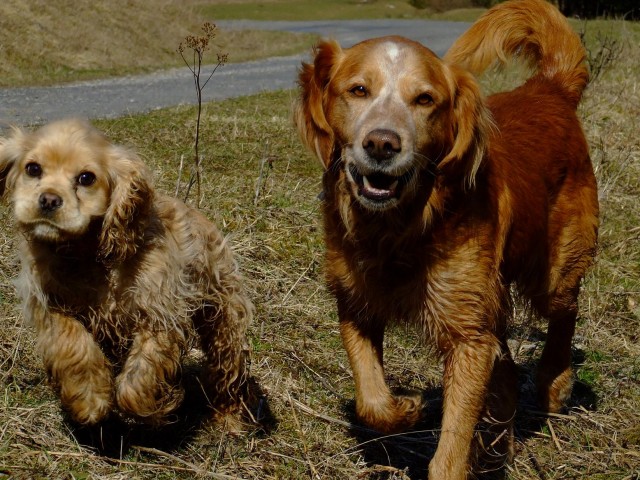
[0,119,252,429]
[295,0,598,477]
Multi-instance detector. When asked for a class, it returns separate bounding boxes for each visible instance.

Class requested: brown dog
[0,119,253,429]
[295,0,598,477]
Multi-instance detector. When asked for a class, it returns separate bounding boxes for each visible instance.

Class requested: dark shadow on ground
[343,388,440,480]
[68,370,276,459]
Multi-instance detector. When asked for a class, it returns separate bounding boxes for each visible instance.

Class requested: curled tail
[444,0,588,106]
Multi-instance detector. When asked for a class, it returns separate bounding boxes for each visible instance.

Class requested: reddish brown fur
[295,0,598,477]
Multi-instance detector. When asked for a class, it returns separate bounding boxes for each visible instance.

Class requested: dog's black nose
[39,192,63,212]
[363,129,402,162]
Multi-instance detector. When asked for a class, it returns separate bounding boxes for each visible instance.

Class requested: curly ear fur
[440,65,493,186]
[294,39,343,168]
[0,127,29,197]
[98,146,153,264]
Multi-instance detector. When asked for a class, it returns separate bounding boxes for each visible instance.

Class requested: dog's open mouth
[348,164,414,205]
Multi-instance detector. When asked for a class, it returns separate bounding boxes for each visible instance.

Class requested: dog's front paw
[115,375,184,424]
[64,392,112,425]
[429,457,469,480]
[358,391,424,434]
[390,393,424,432]
[60,374,113,425]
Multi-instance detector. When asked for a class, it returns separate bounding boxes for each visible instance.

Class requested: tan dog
[0,119,253,429]
[295,0,598,477]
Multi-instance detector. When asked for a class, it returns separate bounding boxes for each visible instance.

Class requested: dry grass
[0,0,316,87]
[198,0,486,22]
[1,13,639,480]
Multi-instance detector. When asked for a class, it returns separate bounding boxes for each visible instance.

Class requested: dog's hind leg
[37,312,113,425]
[534,179,598,413]
[196,297,251,431]
[535,265,591,413]
[536,306,578,413]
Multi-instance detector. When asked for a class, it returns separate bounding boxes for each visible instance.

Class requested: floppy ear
[294,39,342,169]
[439,65,493,186]
[0,127,28,197]
[98,146,153,263]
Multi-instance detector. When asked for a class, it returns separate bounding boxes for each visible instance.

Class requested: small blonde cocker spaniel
[0,119,253,428]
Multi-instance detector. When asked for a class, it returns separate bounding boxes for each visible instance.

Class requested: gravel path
[0,19,470,127]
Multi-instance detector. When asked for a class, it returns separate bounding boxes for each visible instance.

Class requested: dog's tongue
[362,174,398,200]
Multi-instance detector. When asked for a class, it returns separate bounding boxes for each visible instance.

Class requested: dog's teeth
[363,175,373,190]
[390,180,399,191]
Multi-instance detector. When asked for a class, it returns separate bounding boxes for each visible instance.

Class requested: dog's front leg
[340,317,422,434]
[37,312,113,425]
[115,329,185,424]
[429,337,499,480]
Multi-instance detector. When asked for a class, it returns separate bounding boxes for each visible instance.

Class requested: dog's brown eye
[350,85,367,98]
[416,93,434,106]
[77,171,96,186]
[25,162,42,178]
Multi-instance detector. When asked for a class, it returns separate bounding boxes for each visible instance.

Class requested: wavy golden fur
[295,0,598,477]
[0,119,253,428]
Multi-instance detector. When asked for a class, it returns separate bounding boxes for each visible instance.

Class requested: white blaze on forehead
[374,41,405,103]
[385,42,400,61]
